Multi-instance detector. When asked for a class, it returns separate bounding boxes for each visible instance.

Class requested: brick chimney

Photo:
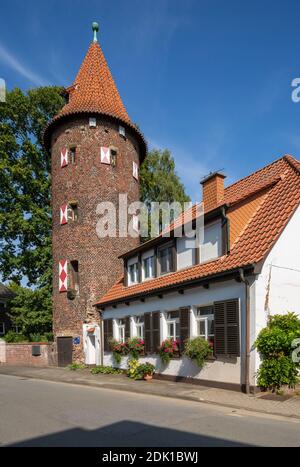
[201,172,226,211]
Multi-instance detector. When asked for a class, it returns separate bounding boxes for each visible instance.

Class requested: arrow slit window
[69,260,79,293]
[70,146,76,164]
[68,202,78,222]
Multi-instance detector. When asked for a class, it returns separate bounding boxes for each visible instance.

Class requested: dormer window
[158,244,174,275]
[128,258,139,285]
[200,220,222,263]
[143,255,154,280]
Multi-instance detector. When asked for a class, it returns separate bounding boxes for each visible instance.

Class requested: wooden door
[57,337,73,366]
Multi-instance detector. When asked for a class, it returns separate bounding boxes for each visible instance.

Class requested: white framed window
[196,305,214,345]
[143,255,154,280]
[12,325,21,334]
[116,319,125,343]
[134,316,144,339]
[0,322,5,335]
[200,220,222,263]
[128,258,139,285]
[166,311,180,340]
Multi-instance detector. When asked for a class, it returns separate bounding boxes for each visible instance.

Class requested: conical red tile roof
[44,39,146,158]
[59,41,130,123]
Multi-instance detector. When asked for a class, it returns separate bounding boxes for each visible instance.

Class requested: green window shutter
[144,313,152,354]
[144,312,161,354]
[214,299,240,357]
[226,299,240,356]
[103,319,113,352]
[179,307,190,351]
[152,311,161,353]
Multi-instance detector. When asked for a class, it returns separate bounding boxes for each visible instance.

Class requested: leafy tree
[0,87,64,338]
[0,87,65,289]
[7,282,53,340]
[140,149,190,239]
[140,149,190,207]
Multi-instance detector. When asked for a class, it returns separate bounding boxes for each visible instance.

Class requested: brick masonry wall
[202,175,225,212]
[3,343,55,367]
[51,115,141,361]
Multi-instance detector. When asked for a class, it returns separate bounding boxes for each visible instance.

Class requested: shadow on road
[7,420,251,447]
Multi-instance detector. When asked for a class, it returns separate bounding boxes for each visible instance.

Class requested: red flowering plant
[109,339,129,365]
[159,338,180,364]
[127,337,145,359]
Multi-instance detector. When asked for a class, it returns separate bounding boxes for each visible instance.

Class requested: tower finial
[92,22,99,42]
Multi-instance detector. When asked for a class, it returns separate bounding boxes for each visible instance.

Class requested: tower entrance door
[57,336,73,366]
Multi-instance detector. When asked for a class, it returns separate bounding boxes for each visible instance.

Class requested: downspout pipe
[238,268,251,394]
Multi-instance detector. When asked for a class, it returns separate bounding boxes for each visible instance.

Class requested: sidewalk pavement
[0,365,300,420]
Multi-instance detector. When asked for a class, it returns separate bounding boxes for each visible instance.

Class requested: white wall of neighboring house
[176,237,195,270]
[103,279,245,385]
[254,204,300,374]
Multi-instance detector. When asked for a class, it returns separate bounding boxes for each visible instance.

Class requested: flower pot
[143,373,153,381]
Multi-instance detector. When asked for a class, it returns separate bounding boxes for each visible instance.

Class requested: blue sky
[1,0,300,200]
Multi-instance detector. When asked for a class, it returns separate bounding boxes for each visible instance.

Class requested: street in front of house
[0,374,299,447]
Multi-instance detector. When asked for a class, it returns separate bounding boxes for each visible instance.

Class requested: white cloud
[0,42,49,86]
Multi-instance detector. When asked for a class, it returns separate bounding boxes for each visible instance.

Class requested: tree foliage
[7,282,53,340]
[140,149,190,208]
[140,149,190,239]
[0,87,65,288]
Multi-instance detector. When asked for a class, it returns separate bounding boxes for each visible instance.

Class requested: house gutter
[238,267,251,394]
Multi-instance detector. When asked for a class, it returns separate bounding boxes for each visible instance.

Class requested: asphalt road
[0,374,299,447]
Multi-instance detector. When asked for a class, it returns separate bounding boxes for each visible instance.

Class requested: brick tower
[43,23,146,365]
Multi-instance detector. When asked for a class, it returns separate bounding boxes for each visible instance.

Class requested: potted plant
[159,338,180,364]
[127,337,145,359]
[136,362,155,381]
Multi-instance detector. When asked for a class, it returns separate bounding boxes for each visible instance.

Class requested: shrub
[256,356,299,389]
[91,365,122,375]
[4,331,27,343]
[127,358,140,379]
[68,363,87,371]
[127,338,145,359]
[184,336,212,367]
[159,339,180,364]
[254,312,300,390]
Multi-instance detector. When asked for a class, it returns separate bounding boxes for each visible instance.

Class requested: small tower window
[89,117,96,128]
[67,202,78,222]
[110,149,117,167]
[70,146,76,164]
[69,260,79,293]
[119,125,126,138]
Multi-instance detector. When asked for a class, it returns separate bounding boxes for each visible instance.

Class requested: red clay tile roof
[96,154,300,306]
[43,41,147,158]
[58,42,130,123]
